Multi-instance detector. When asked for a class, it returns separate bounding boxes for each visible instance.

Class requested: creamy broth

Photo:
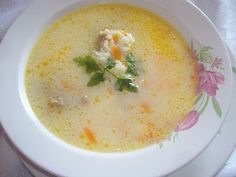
[25,4,198,152]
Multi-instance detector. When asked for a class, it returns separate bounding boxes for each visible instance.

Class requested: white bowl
[0,0,233,177]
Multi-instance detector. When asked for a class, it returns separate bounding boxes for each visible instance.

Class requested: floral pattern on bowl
[233,66,236,74]
[175,40,225,132]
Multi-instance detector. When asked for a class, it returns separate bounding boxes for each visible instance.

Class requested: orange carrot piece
[143,79,149,86]
[141,103,151,113]
[121,31,127,36]
[84,127,97,144]
[107,88,114,96]
[112,45,122,60]
[113,34,120,44]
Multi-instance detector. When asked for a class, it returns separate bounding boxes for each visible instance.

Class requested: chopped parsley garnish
[73,53,140,93]
[115,78,138,92]
[125,53,140,76]
[74,55,101,73]
[87,72,105,86]
[106,58,116,69]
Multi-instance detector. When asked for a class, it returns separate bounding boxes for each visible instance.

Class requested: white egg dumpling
[94,29,135,76]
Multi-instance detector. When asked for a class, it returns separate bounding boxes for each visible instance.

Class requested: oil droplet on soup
[25,4,198,152]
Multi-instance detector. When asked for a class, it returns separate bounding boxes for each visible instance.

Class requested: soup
[25,4,198,152]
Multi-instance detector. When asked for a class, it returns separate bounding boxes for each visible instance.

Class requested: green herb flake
[126,53,136,63]
[106,58,116,69]
[87,72,105,87]
[126,63,140,76]
[74,55,101,73]
[115,78,138,93]
[125,53,140,76]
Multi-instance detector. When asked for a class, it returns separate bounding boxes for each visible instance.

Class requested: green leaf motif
[212,97,222,118]
[198,47,213,64]
[115,78,138,93]
[233,66,236,74]
[193,92,203,106]
[74,55,101,73]
[106,58,116,69]
[87,72,105,87]
[199,95,209,115]
[190,40,194,50]
[125,53,140,76]
[159,142,164,149]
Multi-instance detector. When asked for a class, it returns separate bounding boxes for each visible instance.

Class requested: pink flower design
[175,111,200,132]
[211,57,223,69]
[173,41,225,134]
[197,63,224,96]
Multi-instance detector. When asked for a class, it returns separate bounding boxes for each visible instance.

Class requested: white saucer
[19,46,236,177]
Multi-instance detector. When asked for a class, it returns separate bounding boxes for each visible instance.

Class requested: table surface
[0,0,236,176]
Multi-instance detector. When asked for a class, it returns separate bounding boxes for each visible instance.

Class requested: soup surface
[26,4,198,152]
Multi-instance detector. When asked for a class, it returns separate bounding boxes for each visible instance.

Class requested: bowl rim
[0,0,233,177]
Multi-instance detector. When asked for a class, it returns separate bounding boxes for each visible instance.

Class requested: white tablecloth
[0,0,236,177]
